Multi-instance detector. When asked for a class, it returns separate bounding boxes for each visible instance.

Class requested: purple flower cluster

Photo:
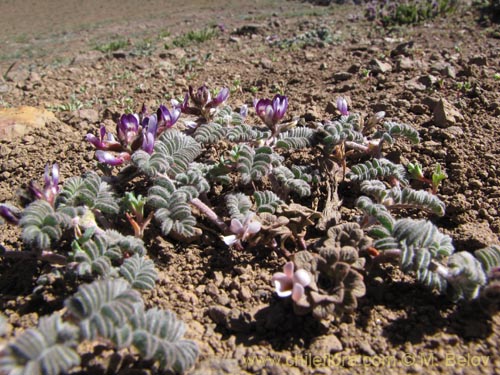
[0,163,61,223]
[254,94,288,130]
[180,85,229,120]
[29,163,60,206]
[86,102,180,166]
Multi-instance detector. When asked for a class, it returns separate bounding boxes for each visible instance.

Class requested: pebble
[432,98,464,127]
[309,334,343,356]
[260,58,273,69]
[405,78,426,92]
[368,58,392,74]
[332,71,353,81]
[409,104,427,114]
[418,74,437,87]
[207,305,231,325]
[239,286,252,301]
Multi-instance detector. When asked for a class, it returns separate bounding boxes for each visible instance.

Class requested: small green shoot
[431,163,447,193]
[408,161,446,194]
[124,192,153,238]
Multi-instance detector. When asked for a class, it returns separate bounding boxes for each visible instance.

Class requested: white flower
[222,212,261,246]
[272,261,311,302]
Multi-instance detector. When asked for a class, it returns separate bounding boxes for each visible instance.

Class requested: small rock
[0,106,59,141]
[319,62,327,70]
[390,41,414,57]
[397,56,414,70]
[422,140,441,148]
[433,98,464,127]
[28,71,41,82]
[175,77,187,87]
[422,96,440,111]
[213,271,224,287]
[77,108,99,123]
[437,125,464,140]
[347,63,360,73]
[260,58,273,69]
[325,101,337,115]
[332,71,352,81]
[112,51,127,59]
[456,222,499,249]
[409,104,427,114]
[239,286,252,301]
[309,335,343,356]
[22,135,35,144]
[207,305,231,325]
[358,341,376,356]
[304,51,315,62]
[369,58,392,74]
[469,179,483,189]
[418,74,438,87]
[443,65,456,78]
[469,55,487,66]
[405,78,426,92]
[431,62,456,78]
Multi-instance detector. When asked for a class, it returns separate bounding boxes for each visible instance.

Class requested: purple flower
[117,113,140,146]
[223,212,261,246]
[182,85,230,119]
[157,101,181,131]
[210,87,229,108]
[240,104,248,118]
[86,126,121,151]
[189,85,212,108]
[254,94,288,128]
[336,97,349,116]
[272,261,311,302]
[0,204,20,224]
[27,163,60,205]
[44,163,59,201]
[96,150,130,166]
[142,114,158,154]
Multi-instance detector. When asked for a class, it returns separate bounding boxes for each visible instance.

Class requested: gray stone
[422,96,440,111]
[418,74,438,87]
[405,78,426,92]
[469,55,487,66]
[437,125,464,140]
[332,71,353,81]
[397,56,414,70]
[260,58,273,69]
[369,58,392,74]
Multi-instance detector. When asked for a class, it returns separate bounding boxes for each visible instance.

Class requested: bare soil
[0,1,499,374]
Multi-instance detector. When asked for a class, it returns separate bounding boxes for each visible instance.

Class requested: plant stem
[190,198,228,232]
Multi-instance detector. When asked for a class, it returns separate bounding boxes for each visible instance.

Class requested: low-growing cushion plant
[1,85,499,374]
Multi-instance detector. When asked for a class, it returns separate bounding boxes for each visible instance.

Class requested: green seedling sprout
[408,161,447,194]
[124,192,153,238]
